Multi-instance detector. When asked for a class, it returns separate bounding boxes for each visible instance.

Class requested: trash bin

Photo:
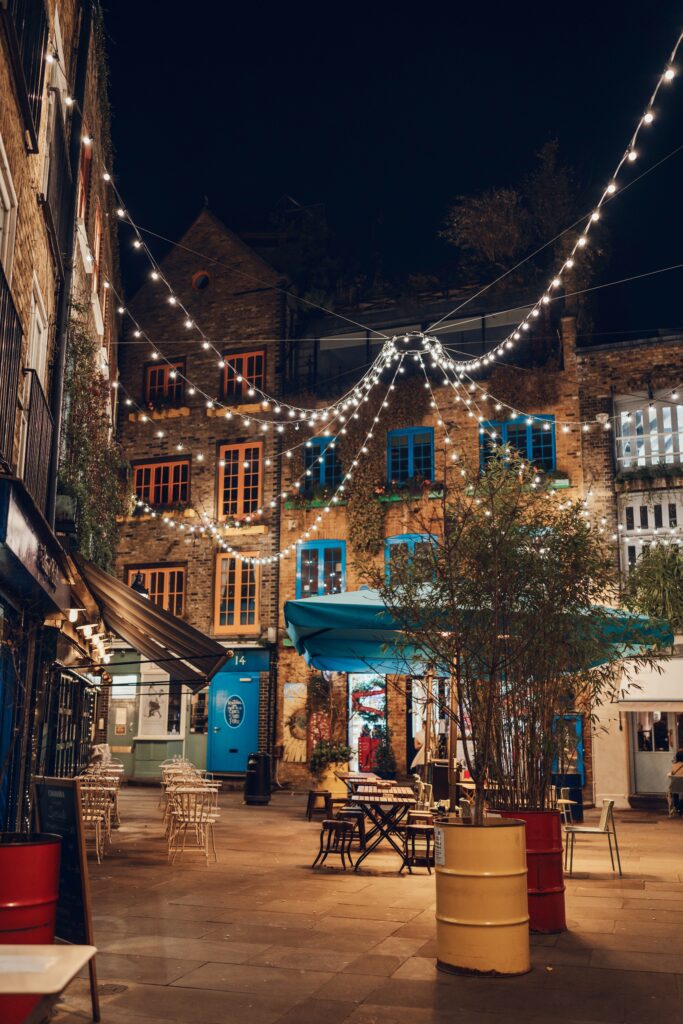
[244,751,271,805]
[551,773,584,823]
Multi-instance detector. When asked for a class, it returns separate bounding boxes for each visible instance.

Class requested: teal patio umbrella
[283,588,673,674]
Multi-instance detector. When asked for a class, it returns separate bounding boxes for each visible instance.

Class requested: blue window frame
[296,540,346,598]
[387,427,434,483]
[384,534,434,579]
[480,415,556,472]
[303,436,342,493]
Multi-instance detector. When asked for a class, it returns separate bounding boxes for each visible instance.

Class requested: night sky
[103,3,683,340]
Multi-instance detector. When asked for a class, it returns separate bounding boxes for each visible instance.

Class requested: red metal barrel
[498,810,566,933]
[0,833,62,1024]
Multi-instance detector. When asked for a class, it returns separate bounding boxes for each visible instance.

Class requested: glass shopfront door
[631,711,683,794]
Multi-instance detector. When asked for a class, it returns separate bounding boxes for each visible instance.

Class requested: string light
[422,30,683,371]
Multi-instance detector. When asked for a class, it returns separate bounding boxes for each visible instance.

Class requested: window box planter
[129,406,190,421]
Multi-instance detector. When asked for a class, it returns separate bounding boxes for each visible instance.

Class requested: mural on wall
[282,682,308,762]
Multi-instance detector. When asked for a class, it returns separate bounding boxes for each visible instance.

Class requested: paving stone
[51,789,683,1024]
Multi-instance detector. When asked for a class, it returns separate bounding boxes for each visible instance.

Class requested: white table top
[0,945,97,994]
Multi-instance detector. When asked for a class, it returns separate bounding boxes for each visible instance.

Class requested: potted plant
[367,449,665,969]
[307,673,351,797]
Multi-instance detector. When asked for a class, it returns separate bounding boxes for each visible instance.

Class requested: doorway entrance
[207,671,260,773]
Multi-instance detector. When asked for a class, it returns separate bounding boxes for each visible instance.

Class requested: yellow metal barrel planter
[434,816,531,976]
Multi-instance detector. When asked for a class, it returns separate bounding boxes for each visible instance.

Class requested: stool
[401,824,435,874]
[336,806,366,849]
[306,790,332,821]
[312,819,356,870]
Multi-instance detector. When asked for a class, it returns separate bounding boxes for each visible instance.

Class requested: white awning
[616,658,683,709]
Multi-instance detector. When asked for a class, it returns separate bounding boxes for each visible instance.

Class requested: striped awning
[75,557,229,690]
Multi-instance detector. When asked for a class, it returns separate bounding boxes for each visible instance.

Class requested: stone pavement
[53,788,683,1024]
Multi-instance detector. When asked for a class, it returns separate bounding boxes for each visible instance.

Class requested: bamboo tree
[364,449,668,825]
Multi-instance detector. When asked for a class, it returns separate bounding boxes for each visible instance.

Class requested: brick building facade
[0,1,120,827]
[112,210,288,778]
[576,333,683,807]
[275,308,594,794]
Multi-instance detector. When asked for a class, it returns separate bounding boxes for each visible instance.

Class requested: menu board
[34,777,100,1021]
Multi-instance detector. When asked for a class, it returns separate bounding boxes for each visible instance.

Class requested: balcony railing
[22,368,53,513]
[41,97,73,272]
[0,264,23,471]
[3,0,49,152]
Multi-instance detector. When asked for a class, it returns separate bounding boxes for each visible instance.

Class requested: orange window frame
[213,553,259,635]
[92,203,102,297]
[217,441,262,518]
[77,137,92,221]
[133,459,190,507]
[127,566,185,616]
[222,350,265,399]
[144,361,185,405]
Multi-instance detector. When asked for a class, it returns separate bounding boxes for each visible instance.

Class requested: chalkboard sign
[34,777,100,1021]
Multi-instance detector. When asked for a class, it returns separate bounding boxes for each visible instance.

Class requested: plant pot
[497,810,566,933]
[319,763,349,799]
[0,833,62,1024]
[434,816,530,976]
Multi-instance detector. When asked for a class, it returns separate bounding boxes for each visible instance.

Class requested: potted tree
[307,672,351,798]
[367,449,666,969]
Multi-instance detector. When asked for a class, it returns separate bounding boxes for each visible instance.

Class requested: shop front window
[138,680,183,738]
[348,673,387,772]
[636,710,671,752]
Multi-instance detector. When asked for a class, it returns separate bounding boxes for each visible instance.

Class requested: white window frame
[619,489,683,570]
[27,275,49,387]
[0,134,18,283]
[615,392,683,471]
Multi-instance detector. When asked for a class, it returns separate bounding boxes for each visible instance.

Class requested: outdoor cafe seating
[159,757,221,864]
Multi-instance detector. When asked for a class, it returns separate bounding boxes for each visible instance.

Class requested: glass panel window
[218,442,262,518]
[636,711,670,752]
[222,350,265,399]
[615,395,683,470]
[385,534,434,579]
[625,507,634,531]
[127,566,185,615]
[296,540,346,598]
[387,427,435,483]
[669,504,678,528]
[303,437,342,493]
[144,361,185,406]
[639,506,648,529]
[214,553,259,634]
[133,460,190,507]
[654,504,663,529]
[0,134,19,279]
[480,416,556,472]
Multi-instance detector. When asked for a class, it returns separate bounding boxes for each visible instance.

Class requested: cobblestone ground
[53,788,683,1024]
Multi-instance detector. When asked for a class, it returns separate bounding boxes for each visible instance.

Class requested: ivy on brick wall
[345,376,430,555]
[59,306,128,570]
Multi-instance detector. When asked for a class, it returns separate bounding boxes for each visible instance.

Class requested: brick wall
[115,210,285,649]
[276,318,587,785]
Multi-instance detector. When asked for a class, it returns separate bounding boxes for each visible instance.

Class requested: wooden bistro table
[334,771,380,797]
[350,784,416,871]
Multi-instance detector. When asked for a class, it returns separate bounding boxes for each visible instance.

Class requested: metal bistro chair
[564,798,622,877]
[555,785,577,827]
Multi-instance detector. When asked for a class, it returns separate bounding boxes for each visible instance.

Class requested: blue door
[208,672,260,772]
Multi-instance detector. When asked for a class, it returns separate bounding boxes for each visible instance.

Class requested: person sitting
[668,750,683,816]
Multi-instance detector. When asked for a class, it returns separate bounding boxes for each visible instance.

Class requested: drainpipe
[46,2,94,528]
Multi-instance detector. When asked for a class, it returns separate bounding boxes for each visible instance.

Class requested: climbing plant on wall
[59,305,128,570]
[345,374,430,555]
